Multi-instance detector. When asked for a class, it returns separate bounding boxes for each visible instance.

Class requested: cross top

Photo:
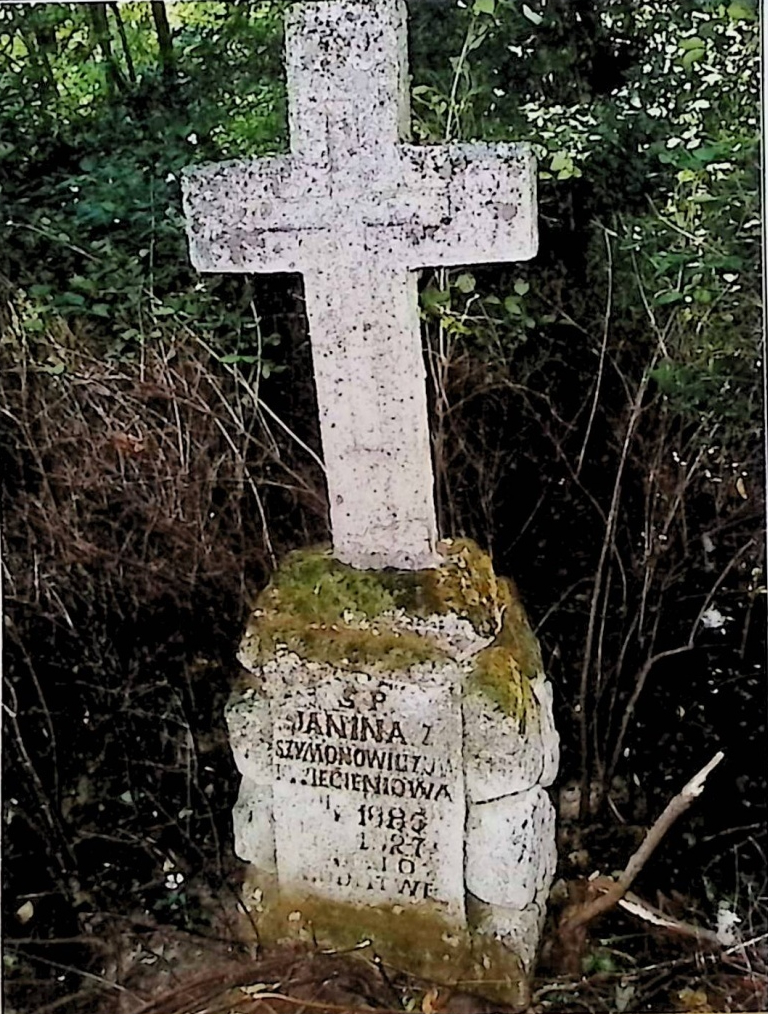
[183,0,538,571]
[287,2,408,156]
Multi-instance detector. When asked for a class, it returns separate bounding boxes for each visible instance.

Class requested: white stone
[468,894,546,973]
[182,0,537,572]
[227,684,272,785]
[465,786,557,910]
[533,676,559,788]
[464,674,560,803]
[267,662,467,922]
[232,778,277,872]
[394,610,495,661]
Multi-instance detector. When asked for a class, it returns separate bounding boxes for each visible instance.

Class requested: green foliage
[0,2,287,358]
[411,0,760,437]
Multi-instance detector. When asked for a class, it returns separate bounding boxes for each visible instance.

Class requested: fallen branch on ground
[555,751,724,973]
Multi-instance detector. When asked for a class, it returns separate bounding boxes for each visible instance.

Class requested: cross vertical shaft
[285,0,441,569]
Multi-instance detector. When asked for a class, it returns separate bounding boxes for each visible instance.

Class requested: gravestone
[182,1,558,1007]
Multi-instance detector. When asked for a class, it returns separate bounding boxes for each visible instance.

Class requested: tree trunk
[150,1,175,83]
[15,10,59,102]
[109,2,136,85]
[88,2,126,96]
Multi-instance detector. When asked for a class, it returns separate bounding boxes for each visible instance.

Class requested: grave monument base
[229,540,558,1009]
[237,871,529,1008]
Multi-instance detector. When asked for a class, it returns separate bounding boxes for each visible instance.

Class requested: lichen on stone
[236,876,528,1011]
[465,573,542,726]
[417,537,507,636]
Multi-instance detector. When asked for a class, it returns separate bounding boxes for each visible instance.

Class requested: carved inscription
[271,674,466,921]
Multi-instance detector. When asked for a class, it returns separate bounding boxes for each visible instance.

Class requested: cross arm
[400,142,538,268]
[181,155,329,274]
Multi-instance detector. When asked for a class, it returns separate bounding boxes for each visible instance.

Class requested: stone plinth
[229,539,558,1008]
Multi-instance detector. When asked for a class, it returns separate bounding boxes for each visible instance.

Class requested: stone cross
[182,0,537,571]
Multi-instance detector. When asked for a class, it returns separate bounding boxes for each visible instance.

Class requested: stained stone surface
[467,893,547,974]
[182,0,551,1000]
[464,675,559,802]
[182,0,537,572]
[269,662,466,921]
[465,786,557,910]
[232,780,276,872]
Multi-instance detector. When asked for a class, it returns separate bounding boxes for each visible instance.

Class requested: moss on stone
[236,869,528,1010]
[242,546,445,671]
[267,548,402,623]
[495,576,544,679]
[465,574,542,725]
[467,646,535,728]
[251,611,445,671]
[241,540,543,713]
[415,537,506,636]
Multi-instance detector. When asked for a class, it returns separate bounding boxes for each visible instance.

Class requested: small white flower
[701,607,726,630]
[716,903,740,945]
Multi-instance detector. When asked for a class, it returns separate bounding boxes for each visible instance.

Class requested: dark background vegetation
[1,1,764,1011]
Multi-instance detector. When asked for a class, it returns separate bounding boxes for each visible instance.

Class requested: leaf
[655,291,683,305]
[727,0,756,20]
[504,295,523,315]
[454,272,475,294]
[681,48,705,69]
[691,145,721,163]
[679,36,705,50]
[676,987,711,1012]
[16,902,34,925]
[550,151,573,174]
[422,987,440,1014]
[472,0,495,14]
[220,354,259,364]
[615,983,636,1014]
[736,476,748,500]
[522,3,543,24]
[240,983,279,997]
[421,286,450,311]
[514,279,530,296]
[677,168,698,183]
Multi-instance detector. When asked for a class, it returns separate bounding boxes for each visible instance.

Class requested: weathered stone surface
[464,674,559,803]
[182,0,537,572]
[182,0,551,993]
[267,660,467,920]
[232,779,276,872]
[227,682,272,785]
[534,676,559,788]
[465,786,557,910]
[467,893,546,974]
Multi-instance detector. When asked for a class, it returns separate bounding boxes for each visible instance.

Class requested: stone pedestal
[230,539,558,1008]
